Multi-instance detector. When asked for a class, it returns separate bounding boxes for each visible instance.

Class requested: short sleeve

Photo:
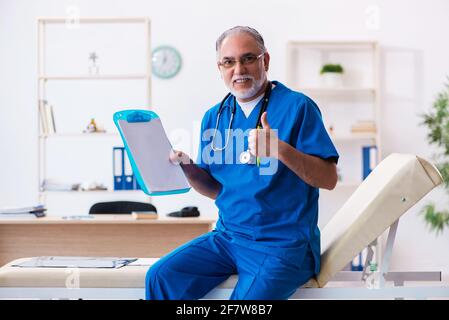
[295,97,339,164]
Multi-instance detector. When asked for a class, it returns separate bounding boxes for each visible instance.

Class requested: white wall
[1,0,449,278]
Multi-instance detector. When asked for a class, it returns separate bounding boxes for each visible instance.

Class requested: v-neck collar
[235,81,278,128]
[236,97,263,126]
[237,94,264,118]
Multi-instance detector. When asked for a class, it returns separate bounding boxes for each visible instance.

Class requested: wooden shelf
[38,17,150,24]
[298,87,376,96]
[39,133,119,139]
[331,133,377,142]
[287,41,377,51]
[39,190,143,195]
[39,74,149,81]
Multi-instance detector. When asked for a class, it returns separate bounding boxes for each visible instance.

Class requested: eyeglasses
[218,52,265,69]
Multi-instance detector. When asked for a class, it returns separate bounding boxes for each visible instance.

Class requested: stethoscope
[211,81,272,164]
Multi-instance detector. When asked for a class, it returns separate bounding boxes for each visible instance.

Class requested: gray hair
[215,26,266,55]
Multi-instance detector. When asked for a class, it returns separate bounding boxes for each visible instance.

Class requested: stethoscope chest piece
[239,150,255,164]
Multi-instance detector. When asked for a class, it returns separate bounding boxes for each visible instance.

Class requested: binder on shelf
[362,145,377,179]
[351,248,367,271]
[113,147,125,190]
[134,177,141,190]
[113,146,143,191]
[123,150,134,190]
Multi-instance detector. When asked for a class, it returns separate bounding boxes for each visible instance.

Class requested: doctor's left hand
[169,149,191,165]
[248,112,279,158]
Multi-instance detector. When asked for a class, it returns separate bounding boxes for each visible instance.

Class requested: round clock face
[152,46,182,79]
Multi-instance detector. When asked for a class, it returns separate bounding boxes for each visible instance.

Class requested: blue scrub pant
[145,230,315,300]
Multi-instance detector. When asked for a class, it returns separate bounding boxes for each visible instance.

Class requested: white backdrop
[1,0,448,279]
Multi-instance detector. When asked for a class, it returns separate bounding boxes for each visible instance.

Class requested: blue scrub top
[196,81,339,274]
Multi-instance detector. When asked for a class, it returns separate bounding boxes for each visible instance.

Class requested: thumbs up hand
[248,112,279,158]
[261,111,271,130]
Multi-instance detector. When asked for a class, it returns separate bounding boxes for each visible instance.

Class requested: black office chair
[89,201,157,214]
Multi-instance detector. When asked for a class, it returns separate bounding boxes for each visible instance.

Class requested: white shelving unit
[286,40,381,186]
[37,17,152,213]
[286,40,381,269]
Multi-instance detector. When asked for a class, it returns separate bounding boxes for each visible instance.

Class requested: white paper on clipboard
[117,118,190,194]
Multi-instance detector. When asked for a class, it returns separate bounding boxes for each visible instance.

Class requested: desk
[0,215,215,267]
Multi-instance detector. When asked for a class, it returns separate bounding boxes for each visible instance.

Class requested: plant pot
[321,72,343,88]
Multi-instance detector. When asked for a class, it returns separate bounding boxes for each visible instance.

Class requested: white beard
[228,74,266,101]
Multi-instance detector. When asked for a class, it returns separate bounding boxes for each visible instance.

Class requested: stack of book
[0,205,47,218]
[39,100,56,135]
[350,120,376,134]
[131,211,158,220]
[41,179,80,191]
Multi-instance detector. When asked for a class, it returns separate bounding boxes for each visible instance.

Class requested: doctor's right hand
[169,150,191,165]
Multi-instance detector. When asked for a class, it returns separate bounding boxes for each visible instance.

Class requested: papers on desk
[12,256,138,269]
[61,215,94,220]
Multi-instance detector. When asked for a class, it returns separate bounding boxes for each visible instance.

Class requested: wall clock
[152,45,182,79]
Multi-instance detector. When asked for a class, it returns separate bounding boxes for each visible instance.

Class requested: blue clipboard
[113,110,191,196]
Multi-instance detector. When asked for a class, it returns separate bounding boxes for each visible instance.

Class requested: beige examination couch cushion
[316,153,442,287]
[0,154,442,290]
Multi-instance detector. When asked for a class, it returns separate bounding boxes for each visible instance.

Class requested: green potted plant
[420,77,449,234]
[320,63,344,87]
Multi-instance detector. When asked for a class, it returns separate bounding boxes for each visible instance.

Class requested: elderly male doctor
[146,26,339,300]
